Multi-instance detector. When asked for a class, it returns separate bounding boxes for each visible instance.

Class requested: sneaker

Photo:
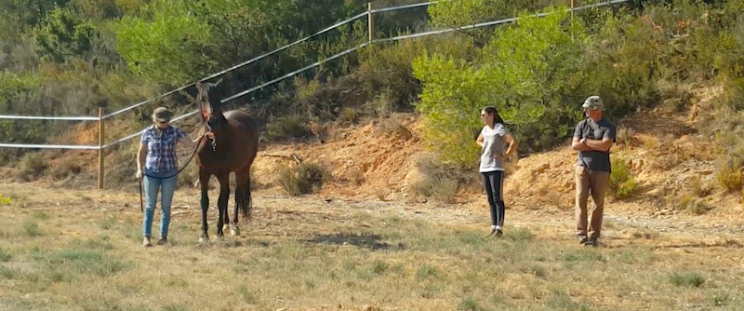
[142,237,152,247]
[495,229,504,238]
[488,229,504,238]
[584,238,598,247]
[157,237,168,245]
[578,236,589,245]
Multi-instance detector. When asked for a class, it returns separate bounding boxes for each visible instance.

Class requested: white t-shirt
[479,123,508,173]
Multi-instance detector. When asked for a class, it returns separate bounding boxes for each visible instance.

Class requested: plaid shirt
[141,125,186,174]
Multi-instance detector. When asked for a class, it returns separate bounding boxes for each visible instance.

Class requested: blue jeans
[142,170,178,238]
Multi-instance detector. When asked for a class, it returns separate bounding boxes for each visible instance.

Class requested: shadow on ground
[303,232,404,251]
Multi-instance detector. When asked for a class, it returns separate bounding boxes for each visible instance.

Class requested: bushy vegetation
[277,162,328,196]
[414,0,744,168]
[1,0,744,193]
[609,156,638,199]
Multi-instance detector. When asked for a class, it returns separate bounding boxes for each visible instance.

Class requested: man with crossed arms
[571,95,617,247]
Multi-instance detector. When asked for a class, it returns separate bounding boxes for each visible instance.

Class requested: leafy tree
[115,0,215,86]
[413,6,588,167]
[33,7,97,63]
[0,0,71,41]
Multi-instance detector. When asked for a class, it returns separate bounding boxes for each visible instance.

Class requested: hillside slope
[249,85,743,219]
[1,86,741,221]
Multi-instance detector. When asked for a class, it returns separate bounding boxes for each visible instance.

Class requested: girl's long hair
[483,106,505,125]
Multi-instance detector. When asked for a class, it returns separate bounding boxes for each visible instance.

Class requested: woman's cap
[152,107,172,122]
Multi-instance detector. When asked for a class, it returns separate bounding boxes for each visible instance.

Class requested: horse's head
[196,78,228,133]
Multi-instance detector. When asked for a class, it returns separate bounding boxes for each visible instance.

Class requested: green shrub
[715,156,743,192]
[277,162,327,196]
[266,115,311,141]
[670,272,705,287]
[413,7,589,165]
[610,156,638,199]
[338,107,360,124]
[713,131,744,192]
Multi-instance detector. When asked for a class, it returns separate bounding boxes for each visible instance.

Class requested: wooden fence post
[368,2,374,42]
[571,0,575,19]
[98,108,105,190]
[570,0,576,40]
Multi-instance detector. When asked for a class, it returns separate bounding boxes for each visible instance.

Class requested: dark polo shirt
[573,118,616,172]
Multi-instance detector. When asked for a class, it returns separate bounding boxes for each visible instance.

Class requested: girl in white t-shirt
[475,106,518,237]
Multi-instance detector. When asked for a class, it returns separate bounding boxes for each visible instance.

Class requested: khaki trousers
[575,165,610,240]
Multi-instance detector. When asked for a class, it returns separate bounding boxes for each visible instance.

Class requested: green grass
[670,272,705,287]
[23,220,42,237]
[0,201,743,311]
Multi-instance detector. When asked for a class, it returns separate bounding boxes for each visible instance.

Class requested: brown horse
[194,79,260,243]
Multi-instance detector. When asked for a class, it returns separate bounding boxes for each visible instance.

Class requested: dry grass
[267,115,312,141]
[374,117,412,139]
[666,195,715,215]
[17,152,48,181]
[408,153,477,204]
[338,107,361,125]
[0,183,743,311]
[50,157,82,180]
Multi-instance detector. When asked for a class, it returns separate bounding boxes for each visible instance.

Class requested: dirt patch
[253,113,424,201]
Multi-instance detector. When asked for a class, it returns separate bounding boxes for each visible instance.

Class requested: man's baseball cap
[582,96,603,110]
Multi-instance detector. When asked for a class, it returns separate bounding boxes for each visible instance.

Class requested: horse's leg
[223,174,230,233]
[198,170,211,244]
[245,166,253,217]
[245,147,257,217]
[216,172,230,239]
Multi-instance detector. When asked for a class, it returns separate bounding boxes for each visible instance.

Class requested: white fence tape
[0,1,429,123]
[375,0,630,42]
[0,0,630,149]
[99,11,370,120]
[0,115,100,121]
[370,1,443,14]
[100,110,201,149]
[0,143,100,150]
[222,44,368,103]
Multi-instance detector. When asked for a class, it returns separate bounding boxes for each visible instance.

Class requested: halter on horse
[194,79,260,243]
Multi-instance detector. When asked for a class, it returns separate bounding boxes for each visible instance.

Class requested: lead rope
[138,133,211,214]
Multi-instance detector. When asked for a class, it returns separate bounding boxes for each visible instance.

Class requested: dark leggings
[482,170,505,228]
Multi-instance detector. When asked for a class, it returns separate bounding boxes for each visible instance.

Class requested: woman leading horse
[136,107,205,247]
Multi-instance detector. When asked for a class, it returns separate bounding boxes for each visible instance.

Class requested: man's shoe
[142,237,152,247]
[579,236,589,245]
[584,238,598,247]
[157,237,168,245]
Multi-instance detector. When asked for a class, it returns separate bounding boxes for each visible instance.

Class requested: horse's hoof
[199,235,209,244]
[231,226,240,237]
[216,234,225,241]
